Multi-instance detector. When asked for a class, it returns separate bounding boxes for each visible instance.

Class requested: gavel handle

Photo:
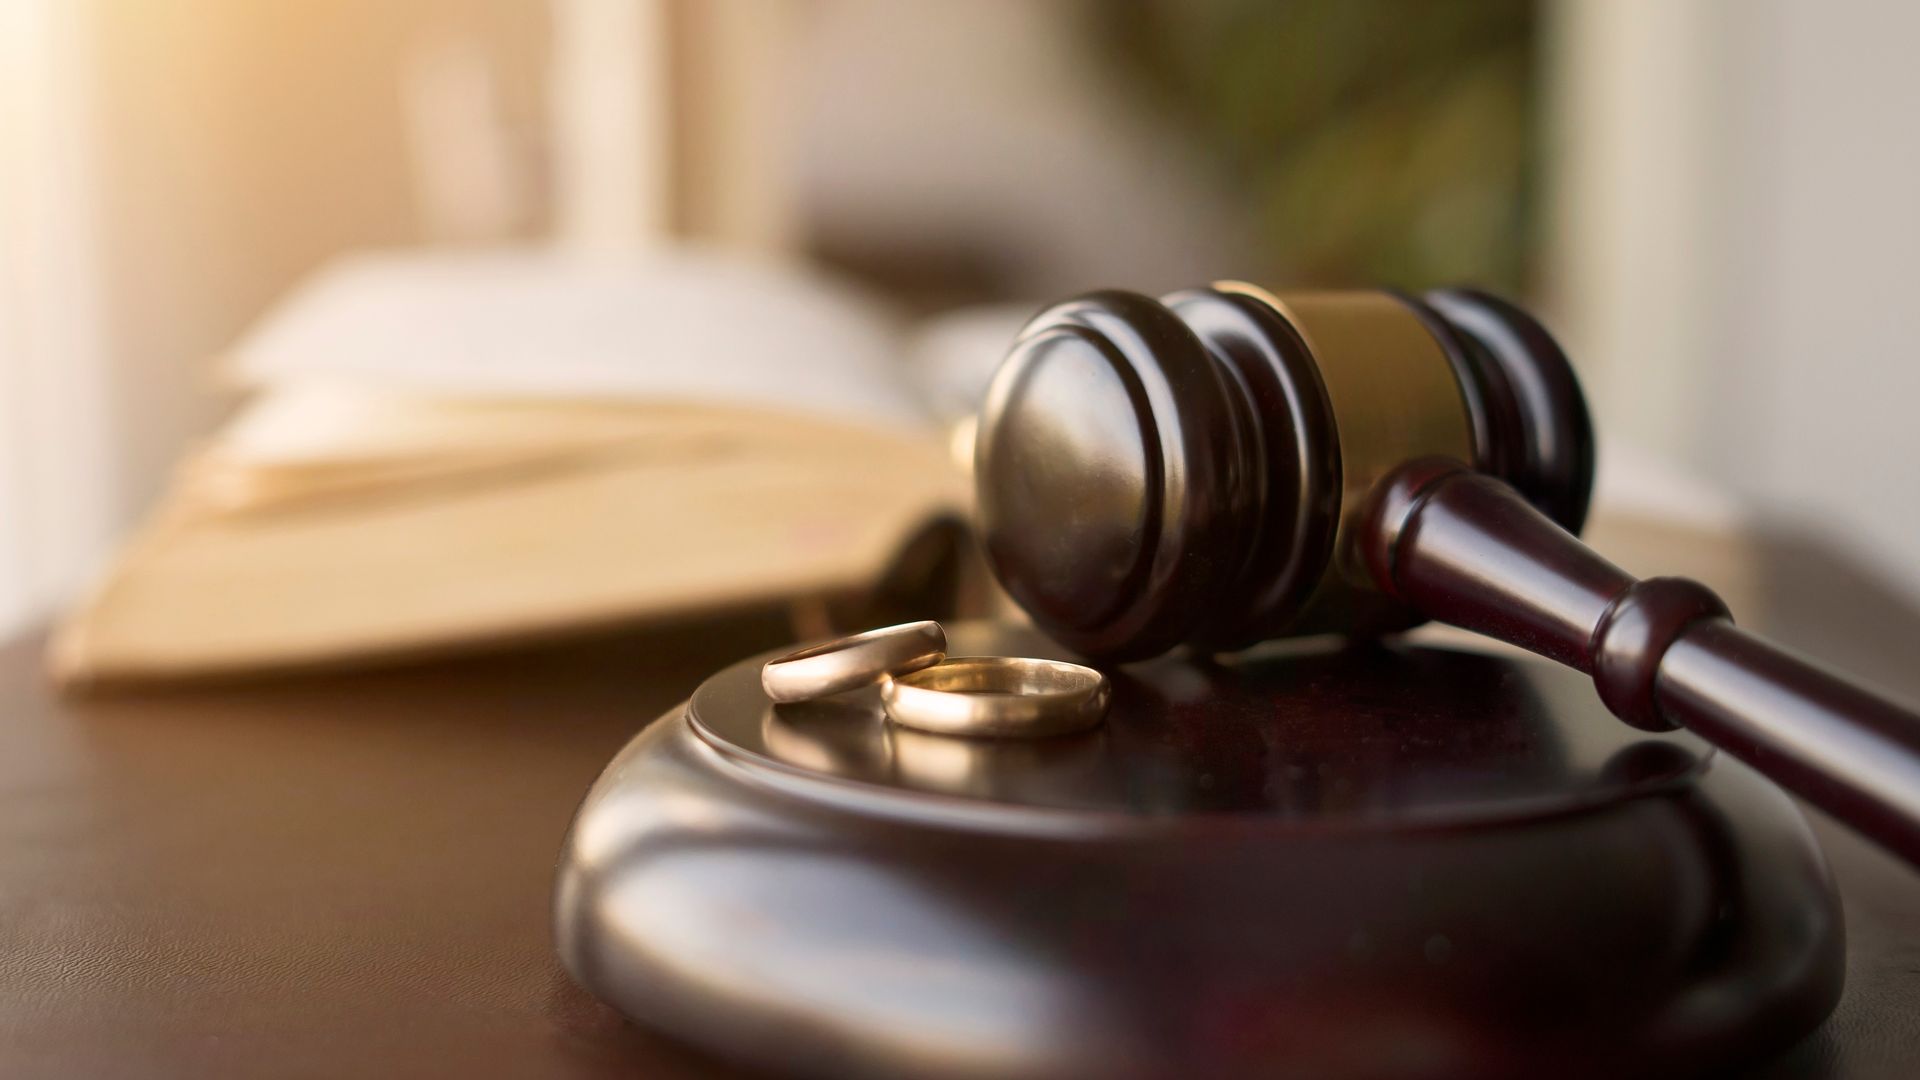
[1362,458,1920,867]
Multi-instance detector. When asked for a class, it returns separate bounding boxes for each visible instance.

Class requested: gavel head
[974,284,1596,661]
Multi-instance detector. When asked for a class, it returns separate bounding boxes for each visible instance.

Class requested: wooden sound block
[554,621,1843,1079]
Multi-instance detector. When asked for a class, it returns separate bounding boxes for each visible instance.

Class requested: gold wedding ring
[761,621,947,703]
[881,656,1110,738]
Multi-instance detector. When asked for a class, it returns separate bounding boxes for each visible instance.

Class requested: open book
[54,249,1761,684]
[54,250,1024,683]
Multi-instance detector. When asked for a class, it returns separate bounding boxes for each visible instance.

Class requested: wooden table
[1,534,1916,1078]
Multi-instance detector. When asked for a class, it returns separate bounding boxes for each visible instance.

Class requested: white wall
[0,1,118,639]
[1715,0,1920,590]
[1549,0,1920,597]
[1544,0,1729,467]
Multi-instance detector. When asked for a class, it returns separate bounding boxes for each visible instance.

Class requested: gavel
[974,283,1920,867]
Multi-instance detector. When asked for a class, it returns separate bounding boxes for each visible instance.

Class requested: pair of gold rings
[760,621,1110,738]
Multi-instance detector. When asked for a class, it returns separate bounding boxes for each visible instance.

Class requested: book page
[223,247,933,438]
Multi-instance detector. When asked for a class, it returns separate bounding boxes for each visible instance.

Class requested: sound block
[554,622,1842,1079]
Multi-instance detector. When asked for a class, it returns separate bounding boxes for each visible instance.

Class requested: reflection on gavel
[974,283,1920,866]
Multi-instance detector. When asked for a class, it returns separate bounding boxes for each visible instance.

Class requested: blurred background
[2,0,1916,670]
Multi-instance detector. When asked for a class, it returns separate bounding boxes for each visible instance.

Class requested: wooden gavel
[974,283,1920,867]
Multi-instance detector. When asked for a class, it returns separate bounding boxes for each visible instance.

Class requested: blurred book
[53,250,1001,684]
[53,248,1753,686]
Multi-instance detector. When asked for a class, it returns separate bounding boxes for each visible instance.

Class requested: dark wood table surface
[1,533,1917,1078]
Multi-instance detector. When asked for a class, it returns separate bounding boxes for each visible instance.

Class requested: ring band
[881,656,1110,738]
[761,621,947,703]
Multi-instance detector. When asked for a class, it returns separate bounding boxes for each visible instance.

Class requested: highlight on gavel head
[973,284,1596,661]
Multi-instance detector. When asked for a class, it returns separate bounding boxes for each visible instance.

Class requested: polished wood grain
[973,284,1920,872]
[1362,458,1920,870]
[559,622,1842,1079]
[974,285,1595,661]
[0,532,1917,1077]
